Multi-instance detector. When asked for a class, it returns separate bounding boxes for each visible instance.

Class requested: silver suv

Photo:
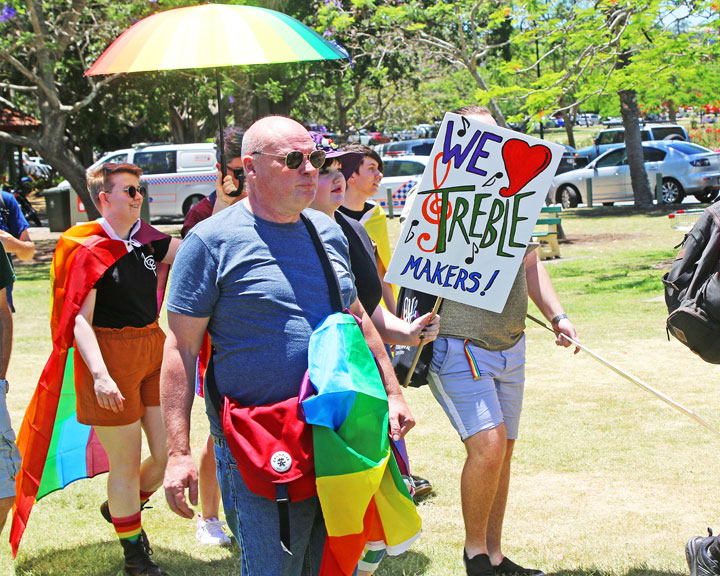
[577,124,689,162]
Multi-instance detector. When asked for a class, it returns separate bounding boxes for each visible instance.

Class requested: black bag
[392,287,440,388]
[663,202,720,363]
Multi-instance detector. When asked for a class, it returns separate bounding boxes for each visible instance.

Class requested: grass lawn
[2,206,719,575]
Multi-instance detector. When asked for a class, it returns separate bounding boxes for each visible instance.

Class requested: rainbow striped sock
[112,511,142,543]
[140,490,154,507]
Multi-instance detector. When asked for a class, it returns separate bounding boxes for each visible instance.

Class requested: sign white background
[385,112,564,313]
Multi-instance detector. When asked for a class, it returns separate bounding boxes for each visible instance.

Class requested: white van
[59,143,218,219]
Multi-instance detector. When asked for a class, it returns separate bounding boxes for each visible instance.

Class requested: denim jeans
[213,435,326,575]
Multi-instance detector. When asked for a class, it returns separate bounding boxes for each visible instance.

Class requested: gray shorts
[0,382,21,499]
[428,336,526,441]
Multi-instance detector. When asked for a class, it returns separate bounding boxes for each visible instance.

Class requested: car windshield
[667,142,712,156]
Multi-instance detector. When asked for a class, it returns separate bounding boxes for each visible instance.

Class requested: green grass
[3,208,720,575]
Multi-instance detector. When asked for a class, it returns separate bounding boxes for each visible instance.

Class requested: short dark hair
[342,143,383,174]
[87,162,142,209]
[454,105,493,118]
[215,126,245,163]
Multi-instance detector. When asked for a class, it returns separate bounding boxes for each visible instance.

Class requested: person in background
[0,244,17,541]
[308,132,438,575]
[181,126,246,547]
[0,187,35,311]
[338,144,396,312]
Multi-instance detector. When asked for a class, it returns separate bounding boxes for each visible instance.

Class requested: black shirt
[337,202,374,222]
[93,237,171,328]
[336,211,382,316]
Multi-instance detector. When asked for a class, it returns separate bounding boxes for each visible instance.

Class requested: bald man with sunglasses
[161,115,414,575]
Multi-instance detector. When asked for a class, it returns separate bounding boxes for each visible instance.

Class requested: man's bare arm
[160,311,209,518]
[0,288,11,379]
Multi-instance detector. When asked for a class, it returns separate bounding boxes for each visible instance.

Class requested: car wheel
[557,185,580,209]
[182,194,205,216]
[694,190,719,203]
[661,178,684,204]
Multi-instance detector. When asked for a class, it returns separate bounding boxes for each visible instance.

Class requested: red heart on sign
[499,139,552,198]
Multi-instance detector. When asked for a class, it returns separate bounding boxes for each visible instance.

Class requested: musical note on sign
[482,172,503,187]
[404,220,419,244]
[457,116,470,138]
[465,242,480,265]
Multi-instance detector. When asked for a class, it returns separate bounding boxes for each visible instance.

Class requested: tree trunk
[619,89,653,209]
[667,99,677,123]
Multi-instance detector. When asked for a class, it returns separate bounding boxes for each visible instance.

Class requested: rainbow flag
[302,313,421,575]
[10,220,169,557]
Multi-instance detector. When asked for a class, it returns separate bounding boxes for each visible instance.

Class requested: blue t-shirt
[167,202,356,432]
[0,192,29,238]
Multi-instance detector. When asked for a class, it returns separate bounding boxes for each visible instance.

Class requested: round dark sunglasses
[104,185,146,199]
[252,150,326,170]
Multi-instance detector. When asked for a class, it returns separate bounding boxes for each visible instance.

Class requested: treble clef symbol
[419,193,453,252]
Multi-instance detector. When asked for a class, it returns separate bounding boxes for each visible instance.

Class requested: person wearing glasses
[69,162,179,576]
[161,116,414,575]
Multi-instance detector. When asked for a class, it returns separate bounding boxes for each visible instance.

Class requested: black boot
[120,538,168,576]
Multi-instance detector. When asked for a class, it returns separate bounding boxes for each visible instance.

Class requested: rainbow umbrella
[85,3,349,173]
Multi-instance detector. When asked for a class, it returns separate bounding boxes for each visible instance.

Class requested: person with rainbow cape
[10,163,179,576]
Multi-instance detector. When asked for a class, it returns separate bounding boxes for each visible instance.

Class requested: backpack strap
[300,212,344,313]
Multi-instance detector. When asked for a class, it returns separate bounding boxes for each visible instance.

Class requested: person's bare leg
[199,434,221,519]
[139,406,167,494]
[95,421,142,518]
[462,424,507,558]
[0,495,13,534]
[487,439,515,565]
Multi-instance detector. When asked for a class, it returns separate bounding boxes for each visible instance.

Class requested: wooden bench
[532,206,562,260]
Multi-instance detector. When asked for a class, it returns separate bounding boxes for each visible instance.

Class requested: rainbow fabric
[10,220,169,557]
[302,313,421,575]
[463,339,482,380]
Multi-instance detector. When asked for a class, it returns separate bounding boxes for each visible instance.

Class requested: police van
[60,143,217,219]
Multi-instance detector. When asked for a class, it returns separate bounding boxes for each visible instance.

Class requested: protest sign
[385,112,564,313]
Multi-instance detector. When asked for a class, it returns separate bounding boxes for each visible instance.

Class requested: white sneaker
[196,516,232,546]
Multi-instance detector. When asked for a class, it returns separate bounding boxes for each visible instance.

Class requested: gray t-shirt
[438,264,528,351]
[167,202,357,433]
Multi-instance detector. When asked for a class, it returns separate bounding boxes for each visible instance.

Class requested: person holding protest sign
[338,144,397,312]
[181,127,246,547]
[398,106,579,576]
[160,116,415,575]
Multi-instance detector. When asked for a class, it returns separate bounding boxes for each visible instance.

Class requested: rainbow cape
[302,313,421,575]
[10,220,169,557]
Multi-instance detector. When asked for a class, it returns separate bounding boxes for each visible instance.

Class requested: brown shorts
[75,320,165,426]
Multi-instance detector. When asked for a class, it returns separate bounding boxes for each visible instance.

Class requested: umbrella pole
[215,68,227,179]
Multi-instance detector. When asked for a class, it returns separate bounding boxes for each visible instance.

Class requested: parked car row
[576,124,689,162]
[548,141,720,208]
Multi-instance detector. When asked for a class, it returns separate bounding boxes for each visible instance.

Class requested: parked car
[576,113,601,126]
[13,151,52,179]
[57,143,217,218]
[548,141,720,208]
[577,124,689,162]
[557,144,589,175]
[374,138,435,157]
[348,129,390,145]
[374,155,430,213]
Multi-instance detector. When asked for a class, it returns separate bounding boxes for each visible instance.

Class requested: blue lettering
[401,255,423,276]
[419,259,432,282]
[467,132,504,176]
[466,272,483,293]
[454,269,469,291]
[442,121,481,168]
[430,262,449,285]
[443,265,459,287]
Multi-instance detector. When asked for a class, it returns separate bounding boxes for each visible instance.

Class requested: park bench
[532,206,562,260]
